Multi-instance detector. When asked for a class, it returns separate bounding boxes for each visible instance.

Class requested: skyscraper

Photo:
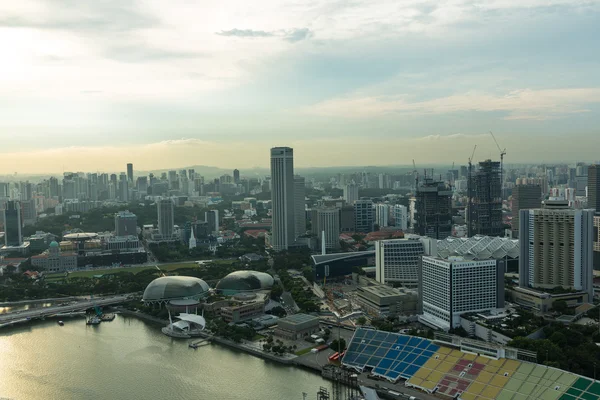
[354,199,374,233]
[233,169,240,184]
[4,200,22,246]
[393,204,408,230]
[343,184,359,205]
[511,184,541,238]
[205,210,220,235]
[519,202,594,298]
[375,238,425,287]
[115,210,138,236]
[127,163,134,183]
[468,160,503,237]
[157,199,174,239]
[311,207,340,251]
[375,203,390,228]
[588,165,600,212]
[294,175,306,239]
[118,173,129,202]
[270,147,295,251]
[415,178,452,239]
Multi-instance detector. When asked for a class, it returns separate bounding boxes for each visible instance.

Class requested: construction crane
[489,131,507,199]
[467,145,477,238]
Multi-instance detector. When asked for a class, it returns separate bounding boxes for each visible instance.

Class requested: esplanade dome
[143,276,210,304]
[215,270,274,295]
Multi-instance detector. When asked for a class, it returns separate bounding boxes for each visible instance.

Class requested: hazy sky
[1,0,599,174]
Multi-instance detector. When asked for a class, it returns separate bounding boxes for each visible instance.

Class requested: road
[0,294,132,325]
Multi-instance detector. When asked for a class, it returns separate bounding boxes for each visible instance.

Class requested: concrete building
[115,210,138,237]
[595,215,600,270]
[127,163,134,183]
[518,202,594,298]
[415,178,452,239]
[418,256,504,331]
[233,169,240,184]
[274,313,320,340]
[468,160,503,237]
[30,241,77,273]
[375,203,390,228]
[270,147,295,251]
[157,198,175,239]
[393,204,408,230]
[21,199,37,226]
[205,210,219,235]
[340,205,355,232]
[220,300,265,323]
[511,184,541,239]
[356,285,418,317]
[3,200,22,246]
[375,237,425,287]
[343,184,359,205]
[509,286,590,313]
[294,175,306,239]
[589,166,600,270]
[354,199,374,233]
[311,207,341,251]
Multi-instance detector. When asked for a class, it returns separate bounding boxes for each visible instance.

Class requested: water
[0,302,54,314]
[0,316,332,400]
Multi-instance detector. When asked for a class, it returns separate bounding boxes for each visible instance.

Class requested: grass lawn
[252,334,266,341]
[46,262,199,279]
[295,346,316,356]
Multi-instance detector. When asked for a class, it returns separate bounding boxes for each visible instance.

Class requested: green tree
[552,300,568,314]
[330,338,347,353]
[357,316,367,325]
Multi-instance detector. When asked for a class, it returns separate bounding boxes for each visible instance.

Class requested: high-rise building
[205,210,220,235]
[594,216,600,270]
[270,147,295,251]
[311,207,340,251]
[21,199,37,226]
[519,202,594,298]
[415,178,452,239]
[588,165,600,212]
[233,169,240,184]
[118,173,129,202]
[354,199,374,233]
[340,205,355,232]
[294,175,306,239]
[375,203,390,228]
[115,210,138,236]
[4,200,22,246]
[136,176,148,195]
[468,160,503,237]
[343,184,359,205]
[375,238,425,287]
[157,199,174,239]
[511,184,541,238]
[418,256,504,331]
[393,204,408,230]
[127,163,134,183]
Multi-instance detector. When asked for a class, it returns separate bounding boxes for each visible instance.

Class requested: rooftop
[279,313,319,325]
[359,285,416,298]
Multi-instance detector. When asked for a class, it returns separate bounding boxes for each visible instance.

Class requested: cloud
[102,45,206,63]
[216,27,313,42]
[303,88,600,120]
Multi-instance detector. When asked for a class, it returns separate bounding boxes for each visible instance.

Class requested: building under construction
[468,160,503,237]
[414,177,452,239]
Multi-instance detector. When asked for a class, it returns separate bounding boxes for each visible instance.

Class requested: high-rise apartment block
[511,184,541,238]
[588,165,600,212]
[205,210,220,235]
[375,238,425,288]
[115,210,138,236]
[468,160,503,237]
[418,256,504,331]
[354,199,374,233]
[294,176,306,239]
[393,204,408,230]
[415,178,452,239]
[343,184,359,205]
[340,205,355,232]
[270,147,295,251]
[519,202,594,298]
[157,199,174,239]
[375,203,390,228]
[311,207,340,251]
[3,200,22,246]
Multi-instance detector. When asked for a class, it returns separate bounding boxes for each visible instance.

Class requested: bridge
[0,294,132,327]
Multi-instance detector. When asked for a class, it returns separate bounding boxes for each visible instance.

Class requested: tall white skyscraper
[343,184,359,205]
[157,198,174,239]
[270,147,295,251]
[393,204,408,230]
[294,175,306,239]
[375,203,390,227]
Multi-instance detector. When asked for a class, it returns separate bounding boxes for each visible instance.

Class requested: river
[0,315,332,400]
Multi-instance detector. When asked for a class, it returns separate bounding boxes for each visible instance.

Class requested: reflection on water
[0,315,331,400]
[0,302,54,314]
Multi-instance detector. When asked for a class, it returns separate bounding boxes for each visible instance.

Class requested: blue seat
[417,340,430,349]
[343,353,358,364]
[403,365,420,378]
[408,337,422,347]
[403,353,417,364]
[396,335,409,345]
[386,371,401,381]
[415,355,429,366]
[421,350,434,359]
[373,367,387,376]
[377,358,393,370]
[375,346,388,357]
[384,349,400,360]
[394,362,409,374]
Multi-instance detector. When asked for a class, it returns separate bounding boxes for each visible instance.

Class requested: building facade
[356,285,418,317]
[354,199,374,233]
[157,199,175,239]
[511,184,541,239]
[415,178,452,239]
[205,210,219,235]
[393,204,408,230]
[311,207,341,251]
[375,203,390,228]
[30,241,77,273]
[418,256,504,331]
[343,184,359,205]
[115,210,138,236]
[274,313,320,340]
[375,238,425,288]
[469,160,503,237]
[3,200,22,246]
[270,147,295,251]
[294,175,306,239]
[518,204,594,298]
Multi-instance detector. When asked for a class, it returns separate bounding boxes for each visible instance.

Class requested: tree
[330,338,347,353]
[270,284,283,300]
[5,265,16,274]
[357,316,367,325]
[268,306,287,318]
[552,300,568,314]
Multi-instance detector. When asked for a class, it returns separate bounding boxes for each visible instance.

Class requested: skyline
[1,0,600,173]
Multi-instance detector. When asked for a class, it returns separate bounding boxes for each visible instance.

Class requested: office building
[115,210,138,236]
[595,216,600,270]
[375,203,390,228]
[205,210,220,235]
[311,207,340,251]
[511,184,541,238]
[354,199,374,233]
[21,199,37,226]
[127,163,133,183]
[157,199,175,239]
[418,256,504,331]
[270,147,295,251]
[589,165,600,212]
[136,177,148,195]
[393,204,408,230]
[294,175,306,238]
[468,160,503,237]
[518,203,594,298]
[340,205,355,232]
[415,178,452,239]
[375,238,425,288]
[233,169,240,184]
[344,184,359,205]
[356,285,418,317]
[4,201,22,246]
[30,241,77,273]
[118,173,128,202]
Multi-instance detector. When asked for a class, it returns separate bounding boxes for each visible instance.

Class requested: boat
[86,316,101,325]
[100,313,115,321]
[57,321,64,326]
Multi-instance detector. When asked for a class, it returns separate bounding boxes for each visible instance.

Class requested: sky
[1,0,599,174]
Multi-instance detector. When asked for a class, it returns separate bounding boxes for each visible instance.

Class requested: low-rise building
[30,241,77,273]
[508,286,589,313]
[274,313,320,340]
[356,285,418,317]
[221,301,265,323]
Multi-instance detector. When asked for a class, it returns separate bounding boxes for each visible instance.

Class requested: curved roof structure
[436,235,519,260]
[215,270,274,294]
[143,276,210,303]
[63,232,98,241]
[177,313,206,327]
